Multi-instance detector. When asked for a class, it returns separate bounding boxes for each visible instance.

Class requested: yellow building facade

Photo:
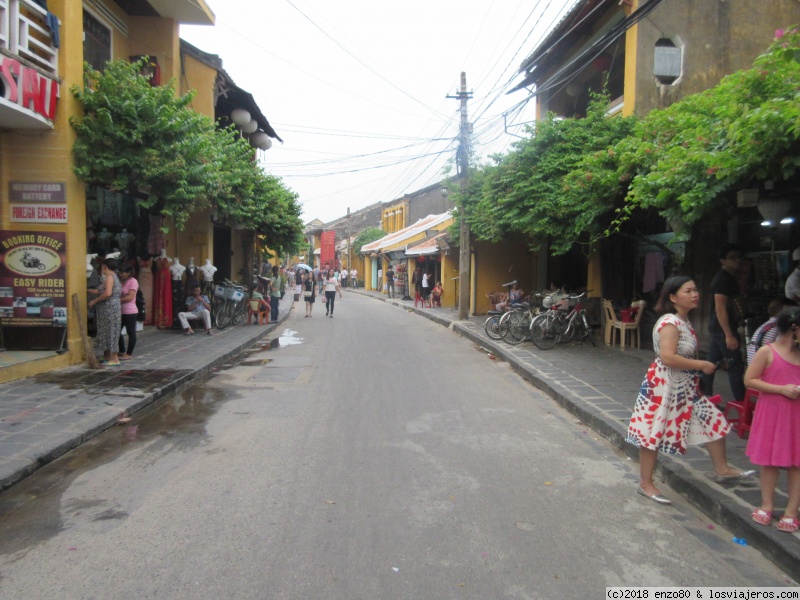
[0,0,214,383]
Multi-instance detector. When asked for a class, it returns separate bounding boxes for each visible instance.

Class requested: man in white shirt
[350,268,357,289]
[786,247,800,303]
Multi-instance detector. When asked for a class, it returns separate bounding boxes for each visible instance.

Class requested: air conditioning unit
[737,188,759,207]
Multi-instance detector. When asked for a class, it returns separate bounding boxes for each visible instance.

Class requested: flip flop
[777,516,799,533]
[120,355,133,361]
[751,509,772,526]
[100,360,121,366]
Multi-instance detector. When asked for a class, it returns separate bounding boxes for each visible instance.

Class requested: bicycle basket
[231,290,245,302]
[542,295,553,309]
[213,285,226,299]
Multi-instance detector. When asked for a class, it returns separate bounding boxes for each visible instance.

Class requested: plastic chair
[601,299,620,346]
[724,387,758,438]
[247,299,269,325]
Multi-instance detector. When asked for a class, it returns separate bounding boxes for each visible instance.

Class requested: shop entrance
[213,226,232,282]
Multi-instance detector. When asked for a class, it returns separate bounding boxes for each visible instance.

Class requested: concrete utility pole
[448,72,472,320]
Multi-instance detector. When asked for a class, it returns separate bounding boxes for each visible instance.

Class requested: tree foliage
[353,227,386,254]
[570,28,800,238]
[70,59,303,253]
[460,93,637,254]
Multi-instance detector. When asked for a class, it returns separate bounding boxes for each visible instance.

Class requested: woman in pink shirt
[118,264,140,360]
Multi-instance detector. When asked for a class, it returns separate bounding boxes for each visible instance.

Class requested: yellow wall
[180,53,217,117]
[622,0,638,117]
[129,17,180,89]
[439,253,459,308]
[471,240,538,315]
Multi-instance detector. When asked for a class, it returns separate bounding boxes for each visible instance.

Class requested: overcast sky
[180,1,578,225]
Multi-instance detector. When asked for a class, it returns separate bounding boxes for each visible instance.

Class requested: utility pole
[448,72,472,320]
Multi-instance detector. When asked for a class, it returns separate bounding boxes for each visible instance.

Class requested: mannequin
[184,257,199,297]
[98,228,113,250]
[86,253,98,278]
[159,248,167,259]
[170,257,186,326]
[115,228,135,259]
[199,258,217,281]
[199,258,216,298]
[170,257,186,280]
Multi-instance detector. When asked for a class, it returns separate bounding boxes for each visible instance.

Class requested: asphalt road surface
[0,293,794,599]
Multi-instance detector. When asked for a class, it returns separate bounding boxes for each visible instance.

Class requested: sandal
[184,330,194,336]
[100,360,121,366]
[751,509,772,526]
[120,355,133,361]
[777,516,799,533]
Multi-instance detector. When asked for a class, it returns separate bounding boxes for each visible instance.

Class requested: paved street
[0,293,796,597]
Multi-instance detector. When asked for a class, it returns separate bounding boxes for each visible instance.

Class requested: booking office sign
[0,231,67,326]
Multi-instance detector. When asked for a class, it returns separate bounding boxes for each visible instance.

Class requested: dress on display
[153,257,173,328]
[746,345,800,467]
[94,273,122,352]
[626,314,730,455]
[100,190,120,226]
[139,258,154,325]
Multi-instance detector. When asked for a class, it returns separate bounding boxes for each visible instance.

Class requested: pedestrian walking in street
[269,265,281,323]
[303,272,316,317]
[324,271,342,317]
[89,258,122,366]
[118,264,139,361]
[700,244,747,404]
[386,266,395,298]
[626,275,753,505]
[745,307,800,533]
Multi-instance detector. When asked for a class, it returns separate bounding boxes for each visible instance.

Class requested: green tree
[353,227,386,254]
[460,93,637,254]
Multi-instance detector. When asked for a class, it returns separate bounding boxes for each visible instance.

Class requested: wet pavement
[347,287,800,576]
[0,286,798,576]
[0,296,295,492]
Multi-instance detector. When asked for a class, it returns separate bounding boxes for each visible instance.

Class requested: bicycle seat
[487,310,503,315]
[502,280,518,287]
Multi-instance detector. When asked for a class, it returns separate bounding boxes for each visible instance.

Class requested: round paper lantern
[242,119,258,134]
[231,108,251,126]
[251,132,270,149]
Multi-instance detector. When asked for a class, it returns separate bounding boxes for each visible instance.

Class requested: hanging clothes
[153,256,172,328]
[147,215,166,256]
[642,252,666,293]
[139,258,154,325]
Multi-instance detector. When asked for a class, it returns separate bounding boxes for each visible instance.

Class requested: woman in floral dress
[89,258,122,366]
[626,275,753,504]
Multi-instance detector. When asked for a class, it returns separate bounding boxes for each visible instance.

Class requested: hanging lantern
[758,197,793,227]
[242,119,258,134]
[251,131,270,149]
[565,82,582,97]
[231,108,251,127]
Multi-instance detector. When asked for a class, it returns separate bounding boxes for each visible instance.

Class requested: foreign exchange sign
[9,181,67,223]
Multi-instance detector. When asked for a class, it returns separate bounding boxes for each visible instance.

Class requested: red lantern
[592,55,612,72]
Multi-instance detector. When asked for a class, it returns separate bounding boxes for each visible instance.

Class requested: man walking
[700,243,746,403]
[350,267,357,289]
[386,266,395,298]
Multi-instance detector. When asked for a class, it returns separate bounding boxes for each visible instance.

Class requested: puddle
[277,328,303,347]
[0,381,234,555]
[32,369,192,394]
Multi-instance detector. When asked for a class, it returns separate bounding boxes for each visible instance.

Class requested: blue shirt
[186,294,210,314]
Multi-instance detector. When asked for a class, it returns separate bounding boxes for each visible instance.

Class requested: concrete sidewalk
[348,287,800,576]
[0,296,296,491]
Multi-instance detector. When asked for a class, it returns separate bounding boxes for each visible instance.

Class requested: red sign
[0,231,67,327]
[0,57,60,121]
[320,231,335,267]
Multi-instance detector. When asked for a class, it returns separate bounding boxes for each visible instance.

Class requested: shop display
[152,250,172,329]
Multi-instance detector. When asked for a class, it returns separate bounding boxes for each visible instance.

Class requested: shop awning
[405,230,450,256]
[361,211,453,254]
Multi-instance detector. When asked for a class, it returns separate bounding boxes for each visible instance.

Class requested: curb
[0,306,293,493]
[361,290,800,577]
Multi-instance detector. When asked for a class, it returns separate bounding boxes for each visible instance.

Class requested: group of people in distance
[626,243,800,535]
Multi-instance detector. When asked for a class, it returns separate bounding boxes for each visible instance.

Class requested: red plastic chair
[724,388,758,438]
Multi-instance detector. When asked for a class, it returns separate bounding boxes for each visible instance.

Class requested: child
[745,307,800,533]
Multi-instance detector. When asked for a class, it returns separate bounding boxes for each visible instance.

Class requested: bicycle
[212,279,247,329]
[499,301,540,345]
[484,279,518,340]
[530,291,596,350]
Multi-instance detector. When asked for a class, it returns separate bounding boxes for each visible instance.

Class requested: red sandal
[751,509,772,526]
[776,516,799,533]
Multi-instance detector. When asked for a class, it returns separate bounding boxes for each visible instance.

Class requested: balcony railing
[1,0,59,74]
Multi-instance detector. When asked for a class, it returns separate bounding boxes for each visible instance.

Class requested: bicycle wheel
[232,299,247,325]
[501,310,524,344]
[215,300,234,329]
[530,314,561,350]
[560,314,578,342]
[485,315,503,340]
[581,311,596,346]
[508,312,532,344]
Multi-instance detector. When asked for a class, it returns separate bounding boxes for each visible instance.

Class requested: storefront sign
[0,57,60,121]
[0,231,67,327]
[320,231,335,267]
[9,182,68,223]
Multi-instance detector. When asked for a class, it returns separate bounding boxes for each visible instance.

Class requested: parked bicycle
[529,291,595,350]
[212,279,248,329]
